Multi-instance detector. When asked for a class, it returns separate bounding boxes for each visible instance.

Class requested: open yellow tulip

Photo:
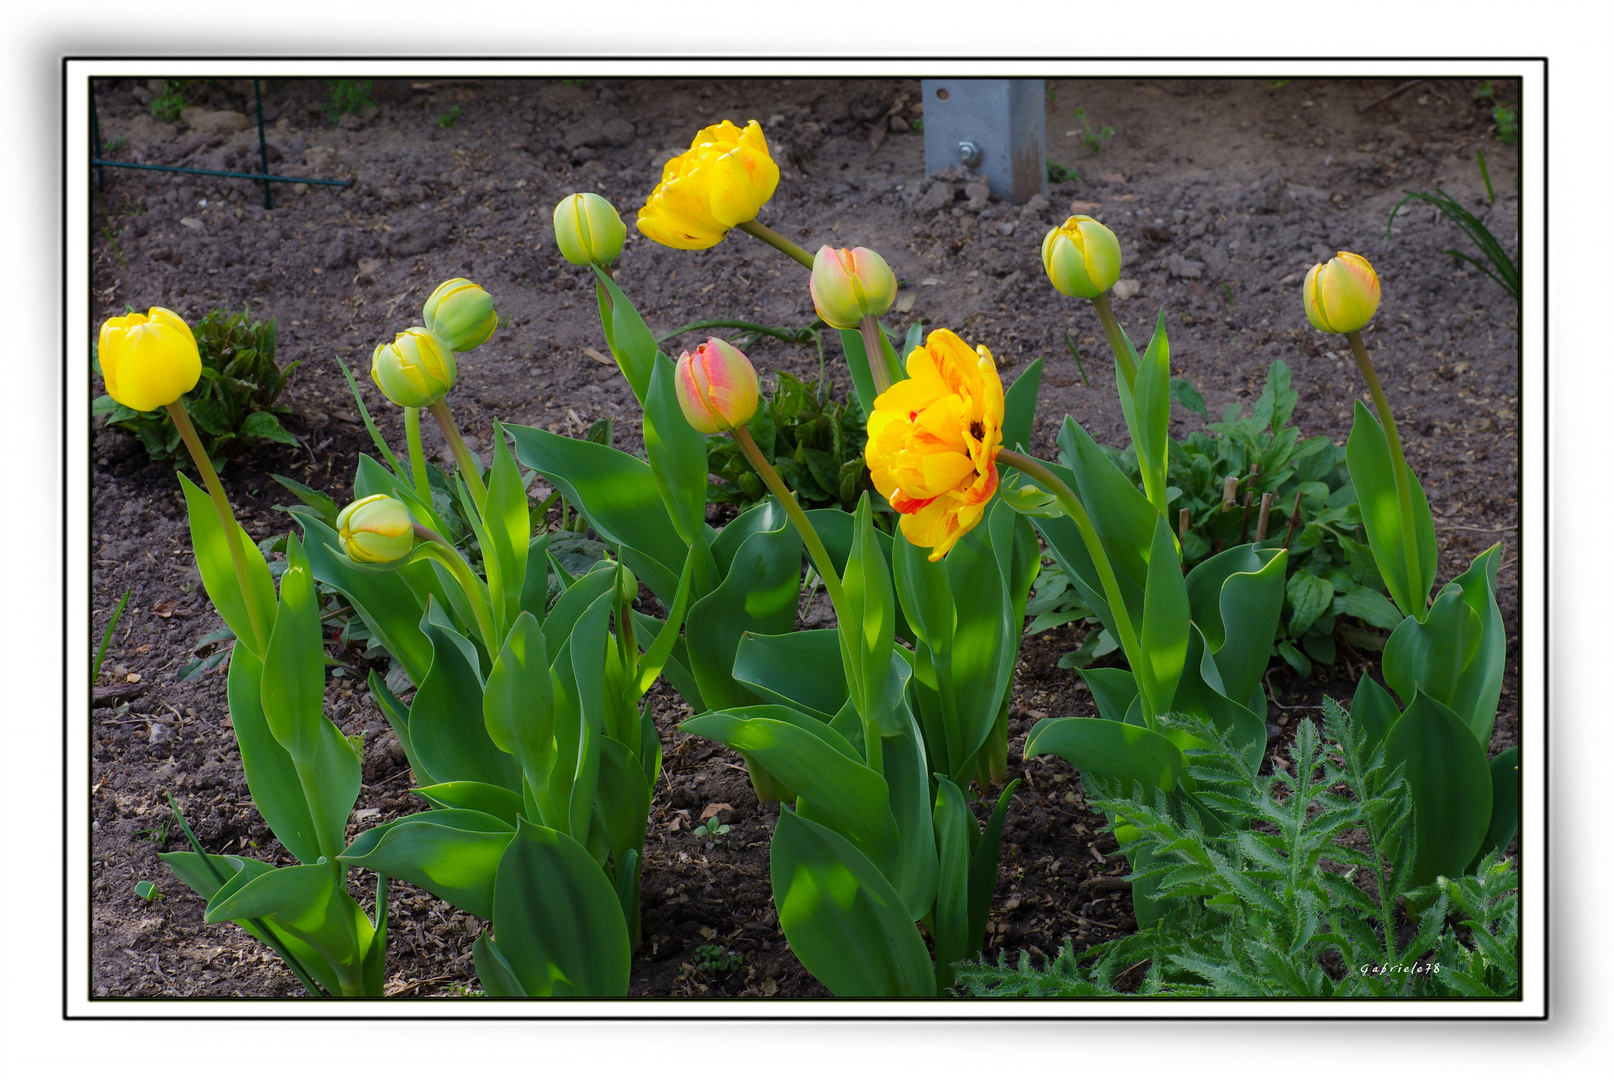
[98,307,202,413]
[637,120,780,250]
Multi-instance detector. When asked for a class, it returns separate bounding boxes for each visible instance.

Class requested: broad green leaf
[483,611,555,793]
[770,808,934,998]
[1001,357,1043,454]
[836,327,880,418]
[1442,544,1507,748]
[1131,310,1172,516]
[1024,716,1192,793]
[1287,567,1334,639]
[366,667,431,785]
[879,683,938,920]
[260,535,325,767]
[179,473,276,658]
[1383,588,1483,715]
[1169,376,1209,418]
[226,647,320,865]
[241,409,300,445]
[271,473,340,527]
[643,356,710,546]
[472,930,528,997]
[1384,691,1492,888]
[519,534,551,622]
[594,735,652,878]
[633,547,698,700]
[1184,543,1287,707]
[481,424,531,643]
[340,809,514,922]
[592,266,657,404]
[1137,516,1190,719]
[1342,585,1405,630]
[306,719,362,863]
[415,780,526,827]
[967,781,1019,957]
[1472,746,1520,873]
[1079,667,1139,725]
[1346,401,1437,619]
[683,710,899,873]
[411,600,522,791]
[930,776,975,994]
[296,510,433,686]
[492,819,630,997]
[204,859,368,991]
[507,424,683,604]
[1170,627,1268,777]
[840,495,896,736]
[1351,673,1402,753]
[731,630,847,721]
[686,500,801,710]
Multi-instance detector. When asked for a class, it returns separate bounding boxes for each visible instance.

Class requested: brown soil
[86,74,1522,999]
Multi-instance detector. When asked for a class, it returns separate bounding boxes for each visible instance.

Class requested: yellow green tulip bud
[553,192,627,267]
[810,246,898,329]
[422,278,498,352]
[674,337,759,435]
[97,306,202,413]
[615,566,639,607]
[336,494,416,564]
[1041,215,1123,299]
[370,327,457,409]
[1303,251,1381,335]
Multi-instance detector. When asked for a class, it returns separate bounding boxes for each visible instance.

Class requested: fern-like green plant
[955,702,1519,998]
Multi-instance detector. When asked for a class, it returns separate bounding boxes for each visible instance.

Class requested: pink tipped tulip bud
[674,337,760,435]
[809,245,898,329]
[1041,215,1123,299]
[1303,251,1381,335]
[336,494,416,564]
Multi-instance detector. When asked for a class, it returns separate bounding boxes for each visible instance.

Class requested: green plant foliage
[1046,160,1080,185]
[1071,108,1115,153]
[1387,186,1519,303]
[150,79,192,122]
[1107,359,1391,677]
[954,703,1519,998]
[438,105,462,129]
[94,308,299,470]
[705,371,873,513]
[324,78,374,124]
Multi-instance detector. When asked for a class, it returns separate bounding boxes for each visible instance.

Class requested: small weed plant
[1071,108,1115,153]
[955,703,1519,998]
[324,79,374,124]
[1046,160,1080,185]
[438,105,462,129]
[150,79,190,122]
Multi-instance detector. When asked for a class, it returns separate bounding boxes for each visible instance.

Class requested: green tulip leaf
[1383,587,1484,718]
[1138,516,1190,718]
[410,600,522,792]
[1472,745,1520,873]
[259,535,325,768]
[732,629,848,721]
[1383,691,1492,888]
[1079,667,1140,725]
[930,775,976,994]
[472,930,528,998]
[225,646,320,865]
[840,494,897,736]
[878,683,939,920]
[1024,716,1193,794]
[1443,544,1507,748]
[1351,673,1402,753]
[643,355,710,546]
[339,809,514,922]
[1184,543,1288,708]
[1131,310,1172,516]
[483,611,555,793]
[1001,357,1044,454]
[481,423,531,642]
[770,807,934,998]
[491,819,631,997]
[592,266,657,404]
[415,780,526,827]
[1345,401,1437,619]
[178,472,277,659]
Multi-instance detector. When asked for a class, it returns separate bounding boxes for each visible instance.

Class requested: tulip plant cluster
[109,112,1517,999]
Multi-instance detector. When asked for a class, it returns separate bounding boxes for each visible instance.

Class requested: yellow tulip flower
[637,120,780,250]
[98,307,202,413]
[865,329,1004,561]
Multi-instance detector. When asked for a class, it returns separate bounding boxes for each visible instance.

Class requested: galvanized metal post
[920,78,1046,204]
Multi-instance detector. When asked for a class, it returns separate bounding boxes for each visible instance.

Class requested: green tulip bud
[553,192,627,267]
[422,278,498,352]
[336,494,415,564]
[371,327,457,409]
[1041,215,1123,299]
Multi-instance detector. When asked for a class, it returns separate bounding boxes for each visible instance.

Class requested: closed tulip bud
[553,192,627,267]
[371,327,457,408]
[98,306,202,413]
[1304,251,1381,334]
[674,337,759,435]
[336,494,415,564]
[615,566,639,608]
[809,246,898,329]
[1041,215,1123,299]
[422,278,498,352]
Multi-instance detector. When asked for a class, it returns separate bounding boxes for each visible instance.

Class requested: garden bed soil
[86,74,1522,999]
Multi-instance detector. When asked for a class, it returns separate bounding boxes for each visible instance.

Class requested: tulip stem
[1090,292,1138,389]
[404,407,431,504]
[858,313,898,395]
[165,402,270,655]
[427,400,487,516]
[1346,330,1426,616]
[997,448,1151,725]
[731,425,851,627]
[736,219,816,271]
[412,524,499,651]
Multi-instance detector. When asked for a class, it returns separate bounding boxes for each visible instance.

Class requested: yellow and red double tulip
[637,120,780,250]
[865,329,1004,561]
[1304,251,1381,334]
[98,306,202,413]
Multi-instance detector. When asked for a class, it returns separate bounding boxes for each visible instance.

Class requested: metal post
[920,78,1047,204]
[253,79,271,209]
